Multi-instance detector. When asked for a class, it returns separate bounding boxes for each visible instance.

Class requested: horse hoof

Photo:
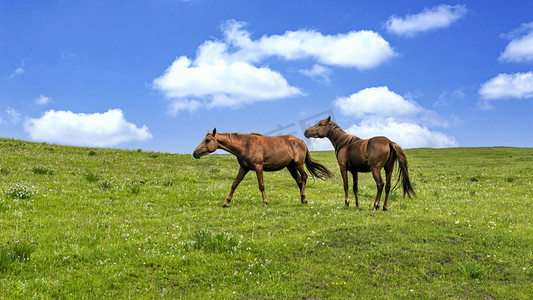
[383,207,388,211]
[345,202,350,207]
[301,200,308,205]
[373,205,380,211]
[222,204,230,208]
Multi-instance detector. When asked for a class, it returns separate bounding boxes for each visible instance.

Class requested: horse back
[253,135,306,170]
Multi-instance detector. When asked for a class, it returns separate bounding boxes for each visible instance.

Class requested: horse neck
[326,124,360,153]
[215,133,246,157]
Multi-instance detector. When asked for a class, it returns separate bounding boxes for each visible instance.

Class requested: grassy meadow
[0,138,532,298]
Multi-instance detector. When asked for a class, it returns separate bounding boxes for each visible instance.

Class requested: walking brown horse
[193,128,333,207]
[304,117,415,210]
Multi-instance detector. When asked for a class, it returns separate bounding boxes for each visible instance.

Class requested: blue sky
[1,0,533,153]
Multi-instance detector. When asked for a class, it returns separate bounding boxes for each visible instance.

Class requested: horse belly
[263,154,292,171]
[348,163,371,173]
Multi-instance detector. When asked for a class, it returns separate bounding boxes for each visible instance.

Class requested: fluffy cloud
[346,118,456,149]
[24,109,152,147]
[386,4,467,37]
[7,107,22,123]
[499,22,533,63]
[153,56,303,113]
[34,95,52,105]
[299,64,332,84]
[333,86,457,148]
[153,20,396,114]
[478,72,533,109]
[334,86,422,119]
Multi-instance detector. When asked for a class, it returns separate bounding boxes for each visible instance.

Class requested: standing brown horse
[304,117,415,210]
[193,128,333,207]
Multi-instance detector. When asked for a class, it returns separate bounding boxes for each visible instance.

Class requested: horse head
[304,116,331,139]
[193,128,219,159]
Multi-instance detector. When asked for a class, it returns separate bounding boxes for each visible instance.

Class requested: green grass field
[1,138,532,298]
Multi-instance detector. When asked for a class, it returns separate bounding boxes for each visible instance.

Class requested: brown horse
[193,128,333,207]
[304,117,415,210]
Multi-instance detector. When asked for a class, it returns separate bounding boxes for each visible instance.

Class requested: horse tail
[390,142,416,198]
[304,149,334,180]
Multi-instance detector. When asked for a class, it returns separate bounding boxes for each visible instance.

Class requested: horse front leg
[352,172,359,208]
[224,167,248,208]
[255,165,268,206]
[340,166,350,206]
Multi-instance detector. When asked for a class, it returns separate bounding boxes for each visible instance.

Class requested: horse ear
[327,116,331,123]
[212,128,217,136]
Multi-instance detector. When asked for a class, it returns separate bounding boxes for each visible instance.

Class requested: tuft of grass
[130,185,141,195]
[84,172,99,183]
[0,168,10,175]
[32,166,54,175]
[0,238,37,272]
[186,230,242,253]
[88,150,97,156]
[458,261,484,279]
[99,180,112,190]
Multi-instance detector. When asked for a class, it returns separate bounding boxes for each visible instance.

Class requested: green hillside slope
[1,138,532,298]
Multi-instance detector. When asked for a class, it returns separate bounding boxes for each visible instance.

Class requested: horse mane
[327,122,360,153]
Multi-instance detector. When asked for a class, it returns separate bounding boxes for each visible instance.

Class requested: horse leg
[297,163,308,204]
[382,167,393,211]
[340,166,350,206]
[255,165,268,206]
[372,168,384,210]
[352,172,359,208]
[224,167,249,208]
[287,164,306,204]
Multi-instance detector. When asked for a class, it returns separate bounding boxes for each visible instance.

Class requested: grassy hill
[1,138,532,298]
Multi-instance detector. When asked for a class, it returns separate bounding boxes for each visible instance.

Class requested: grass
[0,138,532,298]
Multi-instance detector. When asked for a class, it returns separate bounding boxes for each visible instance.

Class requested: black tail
[304,149,334,180]
[390,143,416,198]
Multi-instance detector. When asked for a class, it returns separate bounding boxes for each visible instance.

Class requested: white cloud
[346,118,457,149]
[300,64,332,84]
[334,86,457,148]
[386,4,467,37]
[23,109,152,147]
[478,72,533,109]
[6,107,22,124]
[153,56,303,113]
[34,95,52,105]
[10,67,24,78]
[499,22,533,63]
[334,86,423,119]
[153,20,396,113]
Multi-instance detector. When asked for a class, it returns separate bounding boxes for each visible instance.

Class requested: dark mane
[327,122,360,153]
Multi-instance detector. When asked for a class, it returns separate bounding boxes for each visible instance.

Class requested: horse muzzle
[192,149,205,159]
[304,129,316,138]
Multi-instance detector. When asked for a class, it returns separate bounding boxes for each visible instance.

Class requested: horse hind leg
[382,166,394,211]
[288,164,307,204]
[297,163,308,204]
[371,168,384,210]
